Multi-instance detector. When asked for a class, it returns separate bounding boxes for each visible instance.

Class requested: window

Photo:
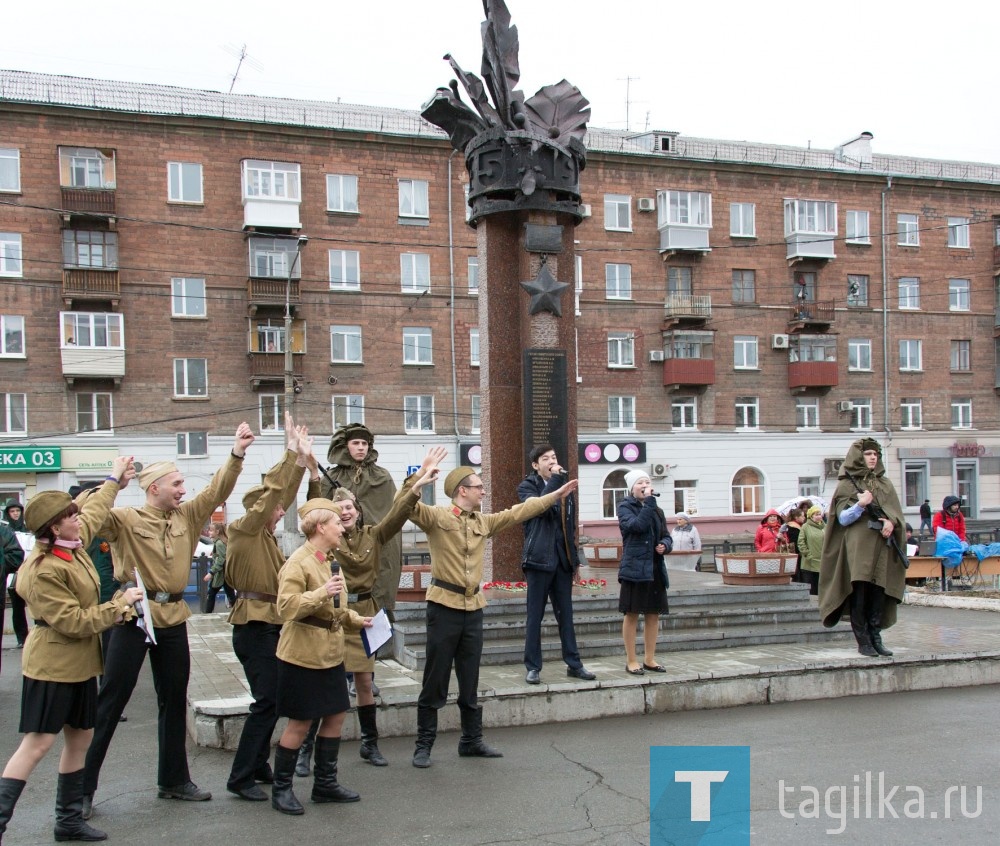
[949,278,970,311]
[793,271,817,303]
[735,396,759,430]
[608,396,636,431]
[260,394,285,431]
[248,236,301,279]
[404,395,434,432]
[898,277,920,310]
[332,395,364,428]
[60,313,123,348]
[667,266,692,296]
[667,331,711,360]
[470,328,480,367]
[903,462,929,508]
[167,162,203,203]
[398,179,429,218]
[799,477,820,499]
[899,340,922,372]
[847,274,869,307]
[0,394,27,435]
[732,269,755,303]
[59,147,115,189]
[731,467,764,514]
[242,160,300,200]
[255,321,285,353]
[734,335,758,369]
[789,335,836,362]
[848,339,872,371]
[468,257,479,295]
[604,194,632,231]
[470,395,481,434]
[602,469,628,519]
[795,397,820,430]
[851,399,873,431]
[672,397,697,430]
[326,174,359,213]
[403,327,433,365]
[897,213,919,246]
[900,398,922,430]
[0,233,22,277]
[845,210,870,244]
[951,340,971,372]
[947,217,970,248]
[176,432,208,457]
[171,278,206,317]
[605,264,632,299]
[331,325,363,364]
[607,332,635,368]
[400,253,430,293]
[76,392,113,434]
[0,149,20,192]
[730,202,755,237]
[661,191,712,227]
[329,250,361,290]
[0,315,24,356]
[951,399,973,429]
[61,230,118,269]
[784,199,836,234]
[173,358,208,397]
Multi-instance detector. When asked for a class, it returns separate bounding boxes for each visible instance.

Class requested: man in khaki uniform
[82,423,255,817]
[409,465,577,768]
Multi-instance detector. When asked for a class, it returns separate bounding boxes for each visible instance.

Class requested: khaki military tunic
[99,455,244,628]
[276,540,367,670]
[18,480,133,683]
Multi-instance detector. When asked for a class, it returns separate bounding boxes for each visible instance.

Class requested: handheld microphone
[650,492,661,498]
[330,562,341,608]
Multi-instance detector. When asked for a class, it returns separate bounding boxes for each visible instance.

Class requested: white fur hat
[623,469,650,494]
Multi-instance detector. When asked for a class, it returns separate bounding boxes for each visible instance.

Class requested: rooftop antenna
[222,43,263,93]
[617,76,641,132]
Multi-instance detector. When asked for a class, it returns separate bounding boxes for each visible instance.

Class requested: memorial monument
[422,0,590,580]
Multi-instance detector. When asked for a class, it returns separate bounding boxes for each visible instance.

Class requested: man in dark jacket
[918,499,932,537]
[2,500,28,647]
[518,445,595,685]
[1,520,25,670]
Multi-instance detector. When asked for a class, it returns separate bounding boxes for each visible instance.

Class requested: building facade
[2,71,999,544]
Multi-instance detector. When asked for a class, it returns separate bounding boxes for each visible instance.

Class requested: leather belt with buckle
[153,591,185,603]
[347,591,372,604]
[239,590,278,603]
[430,577,480,597]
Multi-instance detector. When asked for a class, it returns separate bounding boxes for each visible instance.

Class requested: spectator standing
[0,520,25,674]
[670,513,701,553]
[203,522,236,613]
[3,500,29,647]
[754,509,783,552]
[933,496,966,541]
[796,505,824,596]
[918,499,933,538]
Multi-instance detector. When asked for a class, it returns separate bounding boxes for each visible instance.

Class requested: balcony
[61,347,125,386]
[787,300,835,331]
[664,293,712,327]
[785,231,836,261]
[62,269,120,307]
[788,360,838,391]
[658,226,710,254]
[662,357,715,390]
[60,187,116,219]
[249,351,303,387]
[247,277,300,316]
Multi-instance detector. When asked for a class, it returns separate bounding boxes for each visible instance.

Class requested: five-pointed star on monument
[520,263,570,317]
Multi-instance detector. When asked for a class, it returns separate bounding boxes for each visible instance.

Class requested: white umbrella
[776,495,828,516]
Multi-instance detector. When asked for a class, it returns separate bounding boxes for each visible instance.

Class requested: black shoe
[525,669,541,685]
[157,781,212,802]
[857,643,879,657]
[567,666,596,681]
[412,747,432,768]
[227,783,268,802]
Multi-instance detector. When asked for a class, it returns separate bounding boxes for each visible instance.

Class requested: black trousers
[204,582,237,613]
[227,622,280,790]
[523,566,582,672]
[7,587,28,644]
[418,601,483,714]
[84,617,191,793]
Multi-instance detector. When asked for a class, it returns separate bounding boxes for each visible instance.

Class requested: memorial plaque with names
[523,349,569,464]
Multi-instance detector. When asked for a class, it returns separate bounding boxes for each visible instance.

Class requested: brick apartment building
[2,70,999,544]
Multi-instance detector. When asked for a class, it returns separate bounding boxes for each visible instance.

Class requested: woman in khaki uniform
[271,499,372,816]
[0,457,143,844]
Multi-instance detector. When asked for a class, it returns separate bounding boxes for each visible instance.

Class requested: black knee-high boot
[412,706,437,768]
[54,770,107,842]
[457,707,503,758]
[850,583,878,657]
[311,737,359,803]
[866,584,892,656]
[358,703,388,766]
[0,777,26,843]
[271,744,304,816]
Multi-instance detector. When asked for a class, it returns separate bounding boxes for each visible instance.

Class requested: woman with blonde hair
[202,521,234,613]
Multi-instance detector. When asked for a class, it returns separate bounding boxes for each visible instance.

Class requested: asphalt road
[1,642,996,846]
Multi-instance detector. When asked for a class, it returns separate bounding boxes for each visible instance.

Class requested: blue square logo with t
[650,746,750,846]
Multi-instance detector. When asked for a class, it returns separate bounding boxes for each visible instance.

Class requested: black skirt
[619,566,669,615]
[19,676,98,734]
[276,659,350,720]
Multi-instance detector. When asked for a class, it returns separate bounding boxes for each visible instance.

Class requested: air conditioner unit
[637,197,656,212]
[771,334,790,349]
[837,400,854,412]
[824,458,842,478]
[650,462,668,478]
[579,203,592,218]
[649,349,665,362]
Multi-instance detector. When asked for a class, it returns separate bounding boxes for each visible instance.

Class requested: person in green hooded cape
[320,424,401,622]
[819,438,906,657]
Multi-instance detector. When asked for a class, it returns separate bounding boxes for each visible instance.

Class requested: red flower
[99,542,110,553]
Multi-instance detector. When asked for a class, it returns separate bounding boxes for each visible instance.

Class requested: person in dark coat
[518,444,594,685]
[918,499,932,538]
[0,521,25,675]
[616,469,671,675]
[3,500,29,647]
[819,438,906,657]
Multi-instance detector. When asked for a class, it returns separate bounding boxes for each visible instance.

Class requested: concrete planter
[581,543,623,569]
[717,552,797,586]
[397,564,433,602]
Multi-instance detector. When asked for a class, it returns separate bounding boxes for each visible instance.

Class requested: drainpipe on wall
[881,176,892,442]
[447,150,460,443]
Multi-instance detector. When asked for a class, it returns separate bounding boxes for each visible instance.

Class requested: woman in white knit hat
[616,469,671,675]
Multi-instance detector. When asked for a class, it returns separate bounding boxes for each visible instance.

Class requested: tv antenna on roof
[222,43,263,93]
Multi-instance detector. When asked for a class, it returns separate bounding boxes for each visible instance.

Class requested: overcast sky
[6,0,996,163]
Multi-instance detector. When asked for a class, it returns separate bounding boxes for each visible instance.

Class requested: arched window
[602,469,628,518]
[732,467,764,514]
